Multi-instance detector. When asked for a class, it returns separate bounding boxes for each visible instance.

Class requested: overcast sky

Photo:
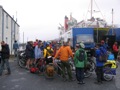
[0,0,120,43]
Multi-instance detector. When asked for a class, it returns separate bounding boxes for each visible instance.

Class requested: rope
[94,0,106,21]
[85,0,91,20]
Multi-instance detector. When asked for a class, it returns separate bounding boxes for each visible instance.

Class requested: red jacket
[113,44,118,52]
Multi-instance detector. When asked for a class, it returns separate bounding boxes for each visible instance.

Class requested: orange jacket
[54,46,73,61]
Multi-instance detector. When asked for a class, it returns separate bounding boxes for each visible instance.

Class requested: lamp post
[6,37,8,43]
[97,19,99,43]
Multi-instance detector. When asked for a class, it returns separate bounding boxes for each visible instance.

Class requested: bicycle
[84,56,96,78]
[103,60,117,81]
[54,58,95,78]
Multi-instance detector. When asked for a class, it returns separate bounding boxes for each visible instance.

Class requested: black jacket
[1,44,10,59]
[25,43,34,58]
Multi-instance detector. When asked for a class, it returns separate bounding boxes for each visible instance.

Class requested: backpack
[108,53,115,60]
[99,47,107,62]
[46,64,55,77]
[30,67,39,73]
[78,49,85,62]
[46,48,53,55]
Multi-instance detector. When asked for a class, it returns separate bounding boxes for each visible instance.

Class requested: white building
[0,5,20,54]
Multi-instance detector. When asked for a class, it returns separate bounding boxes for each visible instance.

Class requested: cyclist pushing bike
[53,41,74,82]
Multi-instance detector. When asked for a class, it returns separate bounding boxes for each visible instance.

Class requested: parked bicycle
[54,57,95,78]
[17,50,27,68]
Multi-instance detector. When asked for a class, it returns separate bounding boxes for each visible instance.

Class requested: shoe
[68,78,76,82]
[78,81,85,84]
[5,72,11,75]
[94,81,102,85]
[81,81,85,84]
[63,78,67,82]
[78,82,85,84]
[101,79,106,81]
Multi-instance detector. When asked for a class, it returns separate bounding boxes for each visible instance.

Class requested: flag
[64,16,68,32]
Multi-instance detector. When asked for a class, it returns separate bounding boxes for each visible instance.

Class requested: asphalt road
[0,58,120,90]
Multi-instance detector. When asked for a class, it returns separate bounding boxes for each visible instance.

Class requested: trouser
[95,66,104,82]
[113,52,118,60]
[36,59,45,72]
[0,59,11,75]
[76,68,84,82]
[61,61,72,80]
[14,49,18,57]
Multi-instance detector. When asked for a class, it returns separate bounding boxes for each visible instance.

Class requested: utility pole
[112,8,114,35]
[23,32,24,44]
[23,32,25,49]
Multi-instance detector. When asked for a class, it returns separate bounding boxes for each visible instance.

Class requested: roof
[0,5,20,27]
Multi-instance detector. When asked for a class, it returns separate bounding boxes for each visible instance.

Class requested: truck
[60,27,113,55]
[60,28,95,53]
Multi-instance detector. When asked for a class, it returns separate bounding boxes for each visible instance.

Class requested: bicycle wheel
[87,60,96,72]
[104,69,114,81]
[18,58,26,68]
[84,70,92,78]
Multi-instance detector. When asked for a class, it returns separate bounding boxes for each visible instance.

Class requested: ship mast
[91,0,93,19]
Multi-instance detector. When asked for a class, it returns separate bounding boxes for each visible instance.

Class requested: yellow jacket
[54,46,73,61]
[44,46,53,58]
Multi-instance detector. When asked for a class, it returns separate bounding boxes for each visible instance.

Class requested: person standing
[34,42,44,74]
[25,41,35,69]
[74,43,87,84]
[0,41,11,76]
[43,43,53,64]
[112,42,119,60]
[94,43,106,85]
[35,42,42,61]
[53,42,74,81]
[13,40,19,57]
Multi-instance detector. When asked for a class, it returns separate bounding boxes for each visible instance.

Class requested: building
[0,5,20,54]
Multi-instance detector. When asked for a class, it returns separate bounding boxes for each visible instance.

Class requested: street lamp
[6,37,8,43]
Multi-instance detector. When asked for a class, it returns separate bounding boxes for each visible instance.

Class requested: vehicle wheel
[104,69,114,81]
[18,59,26,68]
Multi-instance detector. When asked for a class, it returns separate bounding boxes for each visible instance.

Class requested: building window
[6,15,8,28]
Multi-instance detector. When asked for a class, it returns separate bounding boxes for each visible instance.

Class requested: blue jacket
[35,46,42,59]
[95,48,104,67]
[13,42,19,49]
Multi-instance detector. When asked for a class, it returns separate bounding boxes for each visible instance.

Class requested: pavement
[0,58,120,90]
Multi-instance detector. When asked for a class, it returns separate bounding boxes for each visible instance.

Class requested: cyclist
[43,43,53,65]
[53,41,74,82]
[73,43,87,84]
[94,42,106,85]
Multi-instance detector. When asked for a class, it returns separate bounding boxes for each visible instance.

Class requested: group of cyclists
[19,38,119,85]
